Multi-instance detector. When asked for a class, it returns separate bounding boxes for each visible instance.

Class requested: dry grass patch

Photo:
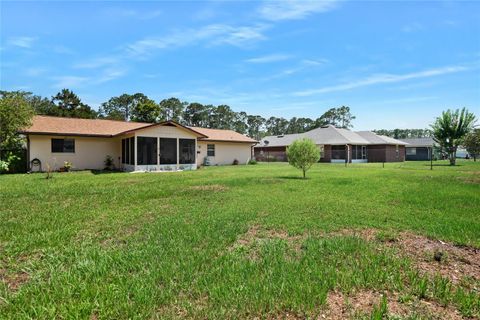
[326,228,480,285]
[0,269,30,291]
[322,289,464,320]
[189,184,229,192]
[229,225,307,260]
[326,228,379,242]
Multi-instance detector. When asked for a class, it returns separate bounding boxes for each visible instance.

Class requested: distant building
[399,138,436,161]
[254,125,408,163]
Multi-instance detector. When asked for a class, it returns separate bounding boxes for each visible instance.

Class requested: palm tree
[431,108,476,165]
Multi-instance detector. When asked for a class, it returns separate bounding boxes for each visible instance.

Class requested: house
[399,137,436,161]
[254,125,408,163]
[21,115,257,171]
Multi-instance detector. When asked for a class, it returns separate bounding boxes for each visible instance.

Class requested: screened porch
[330,145,367,163]
[121,136,197,172]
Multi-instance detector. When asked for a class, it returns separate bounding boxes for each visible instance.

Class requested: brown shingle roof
[22,115,151,137]
[191,127,257,143]
[22,115,256,143]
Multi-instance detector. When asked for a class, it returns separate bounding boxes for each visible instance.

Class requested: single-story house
[21,115,257,171]
[254,125,408,163]
[399,138,436,161]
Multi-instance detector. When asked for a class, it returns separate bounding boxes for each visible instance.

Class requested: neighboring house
[254,125,407,163]
[399,138,436,161]
[21,115,257,171]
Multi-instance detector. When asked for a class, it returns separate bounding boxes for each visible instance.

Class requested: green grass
[0,160,479,319]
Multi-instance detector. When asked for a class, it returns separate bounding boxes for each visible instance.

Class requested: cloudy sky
[1,0,479,130]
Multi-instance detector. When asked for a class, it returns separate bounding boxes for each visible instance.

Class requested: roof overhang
[21,131,114,138]
[120,120,208,138]
[199,139,258,144]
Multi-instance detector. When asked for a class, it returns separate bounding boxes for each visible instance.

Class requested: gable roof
[356,131,408,145]
[305,125,370,145]
[399,137,436,147]
[258,125,408,147]
[21,115,150,137]
[21,115,253,142]
[191,127,257,143]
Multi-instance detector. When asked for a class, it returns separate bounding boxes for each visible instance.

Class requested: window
[319,145,325,159]
[351,145,367,160]
[122,137,135,165]
[137,137,157,165]
[331,145,346,160]
[179,139,195,164]
[130,137,135,164]
[121,139,125,163]
[406,147,417,155]
[207,144,215,157]
[51,138,75,153]
[160,138,177,164]
[396,145,399,159]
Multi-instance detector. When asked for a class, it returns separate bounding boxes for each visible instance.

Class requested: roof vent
[277,135,284,138]
[263,140,270,145]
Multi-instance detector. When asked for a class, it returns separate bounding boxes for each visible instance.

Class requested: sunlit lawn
[0,160,479,318]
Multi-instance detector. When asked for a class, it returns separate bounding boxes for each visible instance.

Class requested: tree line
[1,89,356,140]
[372,128,432,139]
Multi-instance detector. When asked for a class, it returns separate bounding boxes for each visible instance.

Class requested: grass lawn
[1,160,479,319]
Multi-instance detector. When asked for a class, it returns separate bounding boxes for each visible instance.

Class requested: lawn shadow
[278,176,308,180]
[424,164,463,167]
[90,169,125,175]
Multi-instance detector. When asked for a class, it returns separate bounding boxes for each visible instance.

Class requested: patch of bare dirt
[229,225,306,260]
[189,184,228,192]
[326,228,480,285]
[321,289,464,320]
[0,268,30,291]
[390,232,480,285]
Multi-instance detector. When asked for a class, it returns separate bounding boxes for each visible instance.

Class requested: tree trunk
[449,150,456,166]
[303,168,306,179]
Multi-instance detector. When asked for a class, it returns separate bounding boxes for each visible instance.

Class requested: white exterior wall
[197,141,253,166]
[28,135,121,171]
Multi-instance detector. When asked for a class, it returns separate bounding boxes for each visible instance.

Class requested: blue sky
[1,0,479,130]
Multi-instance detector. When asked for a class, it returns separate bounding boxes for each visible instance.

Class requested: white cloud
[51,76,90,89]
[74,56,121,69]
[402,22,424,33]
[302,58,329,66]
[104,8,162,20]
[25,67,48,77]
[8,36,37,48]
[94,68,127,84]
[294,65,470,96]
[258,0,339,21]
[246,54,290,63]
[126,24,267,57]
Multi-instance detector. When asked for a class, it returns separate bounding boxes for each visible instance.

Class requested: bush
[286,138,320,178]
[0,152,21,174]
[232,159,239,165]
[0,160,9,173]
[248,159,258,165]
[104,155,115,170]
[63,161,73,172]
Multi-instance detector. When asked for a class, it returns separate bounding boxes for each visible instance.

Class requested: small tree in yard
[464,129,480,161]
[286,138,320,179]
[431,108,476,166]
